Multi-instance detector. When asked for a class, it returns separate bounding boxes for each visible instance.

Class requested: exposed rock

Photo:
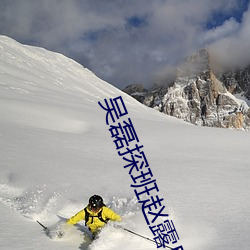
[123,49,250,130]
[217,66,250,99]
[122,84,147,103]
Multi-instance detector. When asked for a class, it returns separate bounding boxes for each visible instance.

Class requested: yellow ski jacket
[67,206,121,233]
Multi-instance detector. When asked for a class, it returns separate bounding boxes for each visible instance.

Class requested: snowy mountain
[217,65,250,100]
[0,36,250,250]
[124,49,250,130]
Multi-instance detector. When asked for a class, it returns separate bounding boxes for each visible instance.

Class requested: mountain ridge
[123,49,250,130]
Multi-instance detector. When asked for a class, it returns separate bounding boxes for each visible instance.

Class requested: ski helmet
[89,195,104,211]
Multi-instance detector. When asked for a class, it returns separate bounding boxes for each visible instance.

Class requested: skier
[66,194,122,239]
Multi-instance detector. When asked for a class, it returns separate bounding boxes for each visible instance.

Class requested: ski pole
[37,220,50,233]
[122,227,175,250]
[37,220,48,230]
[123,227,155,244]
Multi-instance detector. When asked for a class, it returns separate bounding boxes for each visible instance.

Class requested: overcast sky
[0,0,249,89]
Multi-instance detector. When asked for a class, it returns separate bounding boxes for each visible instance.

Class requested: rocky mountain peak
[123,49,250,130]
[177,49,210,78]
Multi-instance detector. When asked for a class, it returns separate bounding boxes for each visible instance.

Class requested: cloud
[0,0,249,89]
[208,3,250,69]
[200,18,240,45]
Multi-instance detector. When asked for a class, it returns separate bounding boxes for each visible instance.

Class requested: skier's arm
[67,209,85,225]
[104,207,122,222]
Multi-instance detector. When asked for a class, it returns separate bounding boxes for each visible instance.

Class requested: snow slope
[0,35,250,250]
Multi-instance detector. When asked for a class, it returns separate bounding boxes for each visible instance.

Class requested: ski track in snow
[0,99,91,134]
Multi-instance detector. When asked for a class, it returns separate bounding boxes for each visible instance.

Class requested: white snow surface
[0,35,250,250]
